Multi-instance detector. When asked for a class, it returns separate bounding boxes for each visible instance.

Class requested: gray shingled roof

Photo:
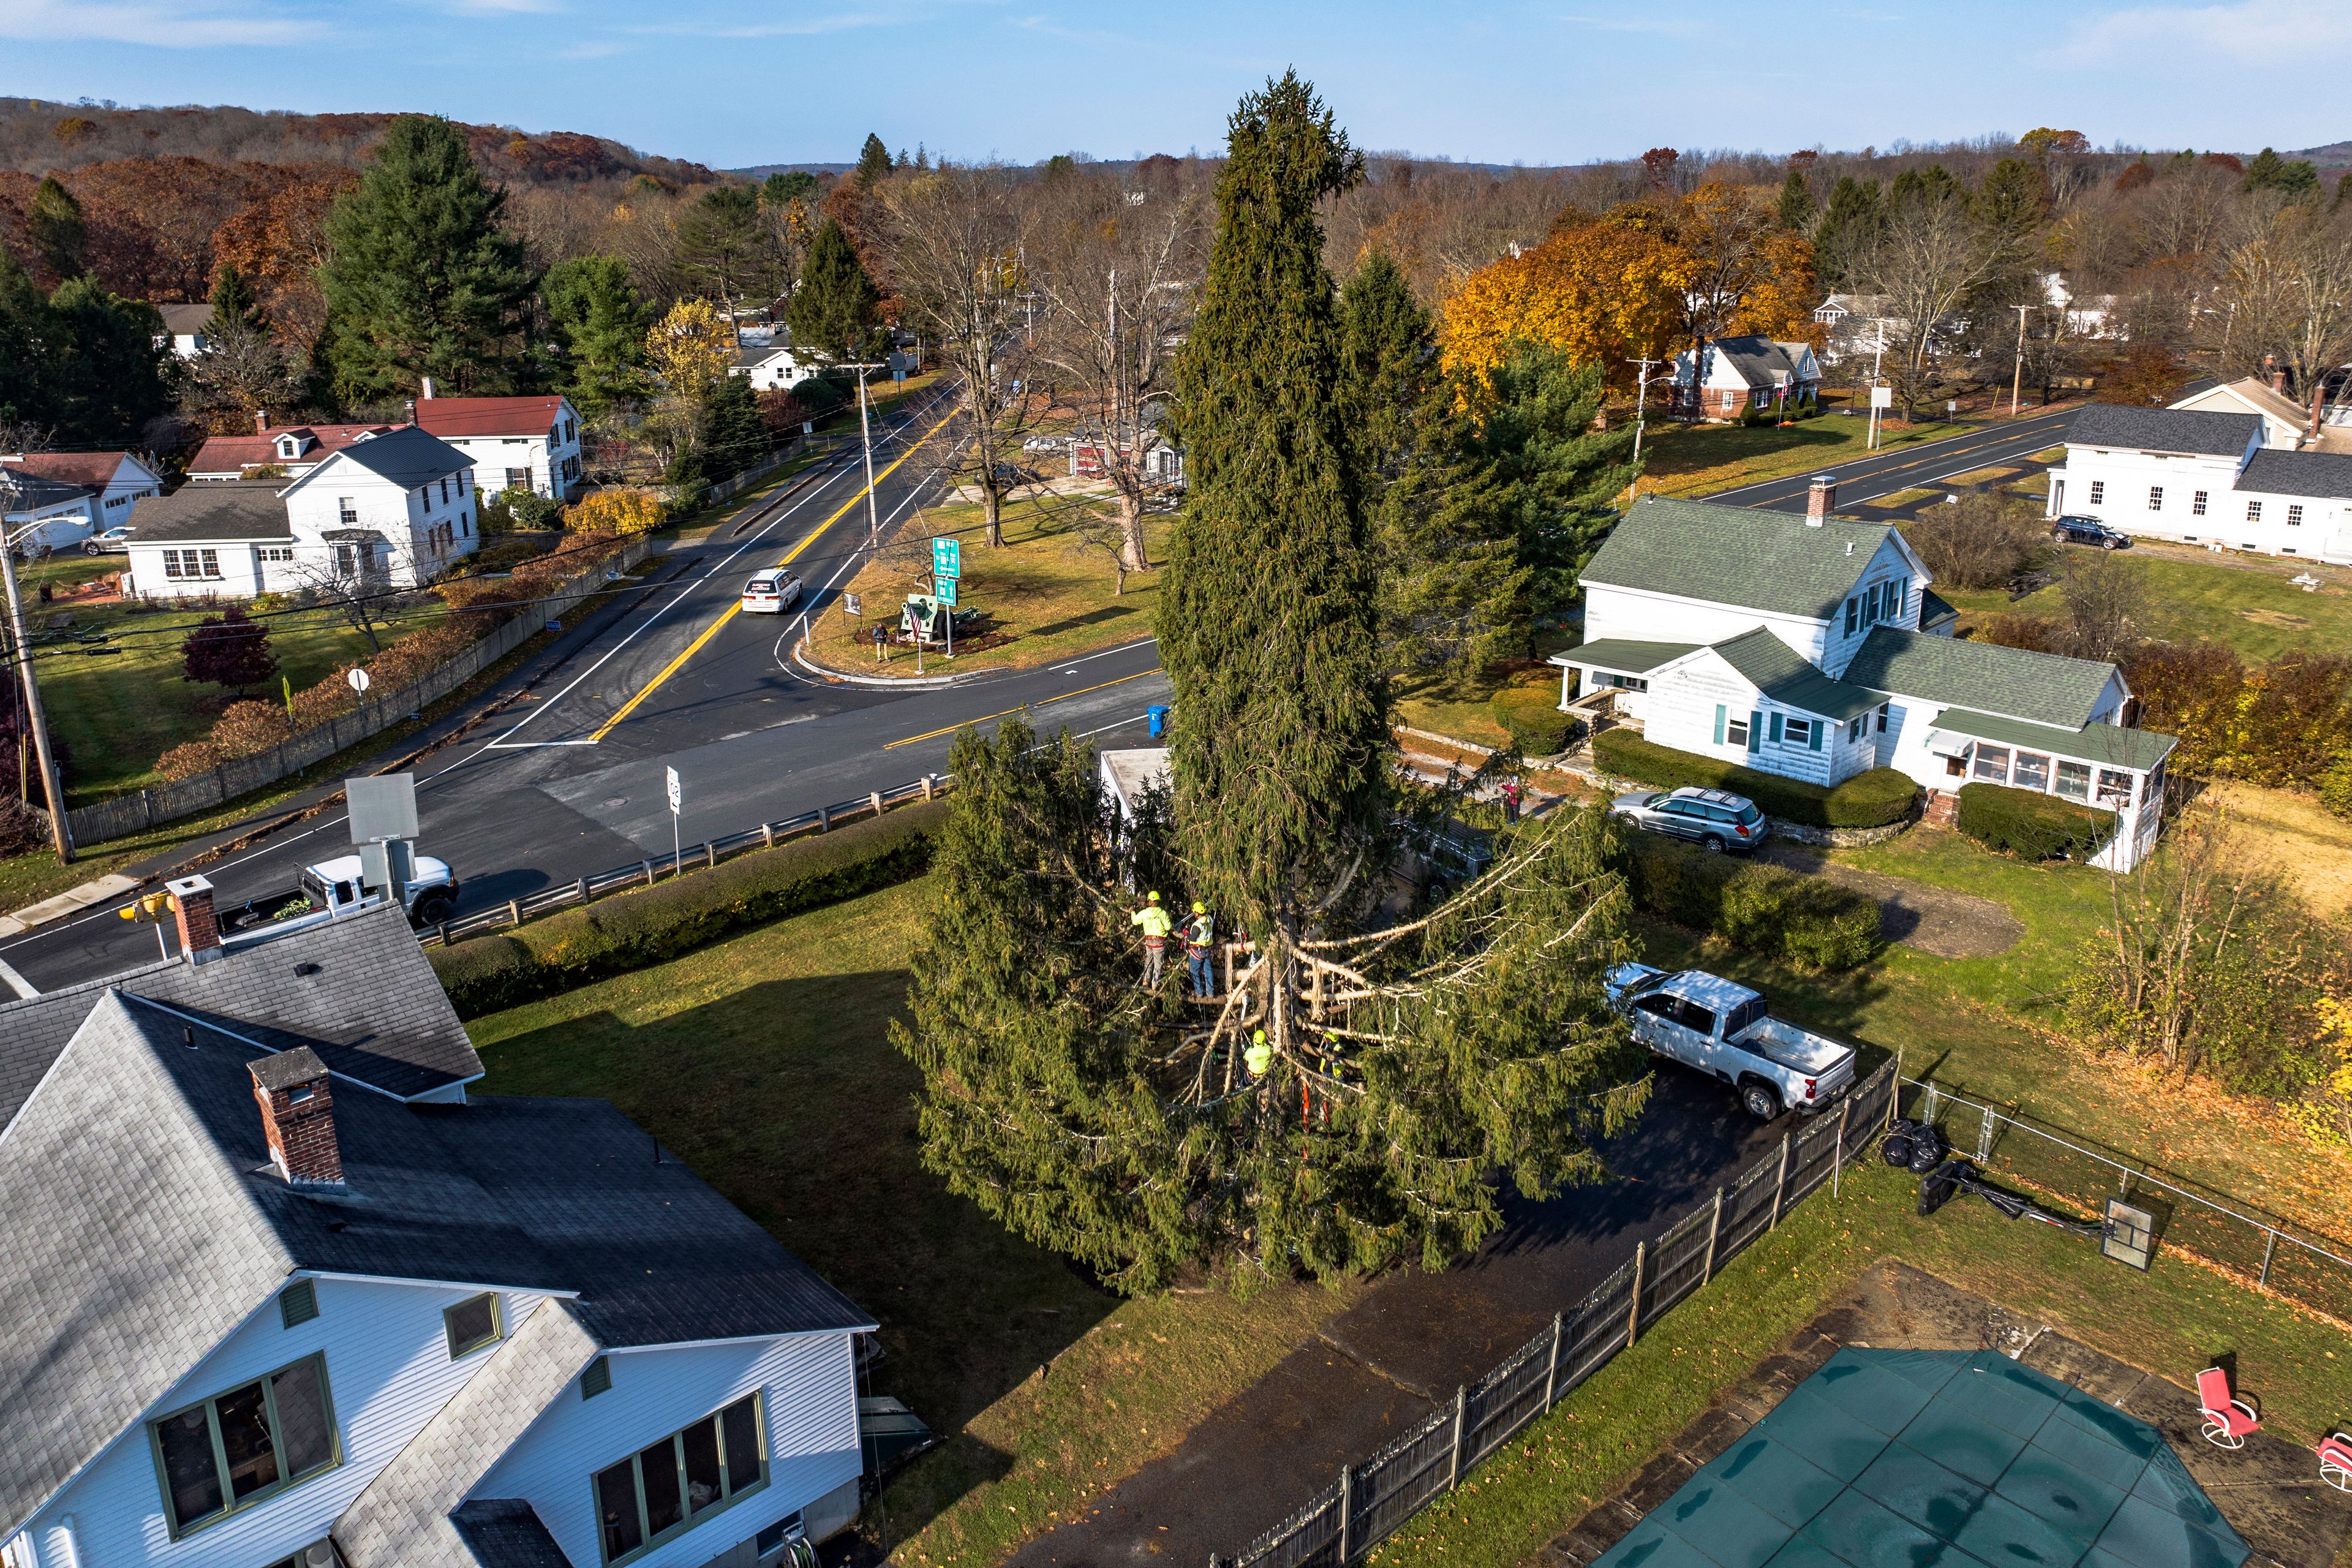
[1551,639,1702,674]
[1707,336,1812,389]
[2239,448,2352,500]
[0,903,483,1132]
[449,1501,575,1568]
[156,302,215,336]
[123,481,291,543]
[1842,627,2121,729]
[2068,404,2260,458]
[1582,497,1892,620]
[309,425,471,490]
[1709,627,1882,721]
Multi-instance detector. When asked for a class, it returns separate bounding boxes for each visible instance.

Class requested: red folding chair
[2319,1433,2352,1492]
[2195,1366,2260,1450]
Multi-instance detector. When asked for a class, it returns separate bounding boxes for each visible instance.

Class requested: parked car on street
[741,569,804,614]
[1605,963,1858,1119]
[1610,786,1765,853]
[81,526,135,556]
[2049,515,2130,549]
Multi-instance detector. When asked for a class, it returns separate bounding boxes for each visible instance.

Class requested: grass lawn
[1634,415,1981,500]
[1390,642,1580,752]
[15,558,447,807]
[1372,1159,2352,1568]
[802,494,1168,678]
[1943,549,2352,662]
[462,878,1365,1566]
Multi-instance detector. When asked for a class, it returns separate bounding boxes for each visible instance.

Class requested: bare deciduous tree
[1859,189,2003,417]
[2218,205,2352,429]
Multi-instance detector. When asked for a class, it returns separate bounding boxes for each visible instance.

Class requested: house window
[2056,760,2093,802]
[279,1280,318,1329]
[2288,505,2304,526]
[506,467,532,491]
[444,1293,502,1359]
[1972,744,2011,783]
[591,1393,766,1564]
[198,549,220,578]
[1847,715,1866,742]
[2192,491,2207,516]
[440,478,451,503]
[147,1354,339,1537]
[338,498,358,526]
[1595,671,1648,693]
[1844,597,1859,636]
[1876,703,1890,734]
[1725,715,1750,748]
[260,546,293,563]
[2011,752,2051,791]
[2088,481,2105,505]
[2096,768,2135,807]
[2247,500,2261,522]
[2147,486,2163,511]
[163,549,186,579]
[1782,717,1814,747]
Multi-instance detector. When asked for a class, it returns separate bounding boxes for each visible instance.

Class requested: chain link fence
[1225,1061,1901,1568]
[1896,1076,2352,1322]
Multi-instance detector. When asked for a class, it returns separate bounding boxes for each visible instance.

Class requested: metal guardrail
[417,771,954,948]
[1225,1063,1901,1568]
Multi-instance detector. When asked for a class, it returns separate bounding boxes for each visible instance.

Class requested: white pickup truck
[216,852,461,946]
[1605,963,1858,1120]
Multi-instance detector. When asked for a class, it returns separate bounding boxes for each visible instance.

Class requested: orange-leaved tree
[1439,214,1692,393]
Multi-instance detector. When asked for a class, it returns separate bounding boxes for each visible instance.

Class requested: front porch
[1919,709,2174,872]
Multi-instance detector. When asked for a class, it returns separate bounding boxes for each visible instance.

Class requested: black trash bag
[1882,1117,1924,1167]
[1906,1125,1948,1174]
[1916,1157,1976,1216]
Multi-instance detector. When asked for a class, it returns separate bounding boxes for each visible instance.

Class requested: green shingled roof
[1582,496,1893,620]
[1710,627,1882,721]
[1841,627,2119,729]
[1929,707,2177,772]
[1551,639,1702,674]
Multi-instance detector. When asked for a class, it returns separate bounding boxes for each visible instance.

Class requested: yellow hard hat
[1147,891,1160,902]
[1192,902,1207,914]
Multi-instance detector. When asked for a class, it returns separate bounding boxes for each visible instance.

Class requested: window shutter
[1769,712,1784,744]
[279,1280,318,1329]
[1809,720,1823,752]
[1894,577,1908,619]
[1844,597,1858,635]
[1713,704,1726,744]
[1747,712,1762,753]
[581,1355,612,1399]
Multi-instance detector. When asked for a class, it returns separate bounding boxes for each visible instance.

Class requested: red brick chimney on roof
[255,409,270,434]
[1806,474,1837,526]
[167,874,222,965]
[248,1047,344,1188]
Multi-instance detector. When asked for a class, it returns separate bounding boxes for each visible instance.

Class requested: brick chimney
[248,1047,344,1188]
[2266,355,2287,396]
[1806,474,1837,526]
[167,874,223,965]
[255,409,270,434]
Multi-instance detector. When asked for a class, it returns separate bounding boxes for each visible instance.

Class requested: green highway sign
[934,578,959,606]
[933,538,961,580]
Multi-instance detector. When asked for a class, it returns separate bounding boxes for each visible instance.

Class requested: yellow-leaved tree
[565,487,665,534]
[644,298,736,395]
[1441,216,1692,392]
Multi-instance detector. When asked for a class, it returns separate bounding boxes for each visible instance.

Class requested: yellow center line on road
[1742,418,2072,509]
[881,669,1157,751]
[587,404,963,742]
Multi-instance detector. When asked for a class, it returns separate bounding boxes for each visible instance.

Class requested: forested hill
[0,97,722,305]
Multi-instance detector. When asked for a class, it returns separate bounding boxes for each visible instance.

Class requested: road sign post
[666,765,683,875]
[932,540,961,658]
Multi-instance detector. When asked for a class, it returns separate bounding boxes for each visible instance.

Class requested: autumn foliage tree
[179,607,278,695]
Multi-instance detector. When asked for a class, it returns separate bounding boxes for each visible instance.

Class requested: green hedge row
[430,800,948,1016]
[1490,682,1578,756]
[1624,837,1880,970]
[1592,729,1918,830]
[1954,782,2108,862]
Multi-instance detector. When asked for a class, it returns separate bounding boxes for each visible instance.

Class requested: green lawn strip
[1635,418,1980,500]
[461,877,1361,1567]
[1372,1162,2352,1568]
[1391,644,1577,752]
[2005,553,2352,662]
[36,594,447,804]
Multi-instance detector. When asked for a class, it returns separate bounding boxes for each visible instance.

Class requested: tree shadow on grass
[473,971,1121,1534]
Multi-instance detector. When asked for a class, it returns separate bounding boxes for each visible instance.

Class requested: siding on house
[1585,584,1834,668]
[27,1278,547,1567]
[474,1332,862,1568]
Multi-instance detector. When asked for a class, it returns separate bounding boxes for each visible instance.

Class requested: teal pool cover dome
[1596,1348,2250,1568]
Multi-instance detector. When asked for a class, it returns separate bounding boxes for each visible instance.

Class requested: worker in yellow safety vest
[1129,891,1174,986]
[1245,1028,1272,1079]
[1181,901,1216,1000]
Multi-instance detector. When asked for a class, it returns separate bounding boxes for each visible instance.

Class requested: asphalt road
[1702,404,2082,511]
[4,387,1172,990]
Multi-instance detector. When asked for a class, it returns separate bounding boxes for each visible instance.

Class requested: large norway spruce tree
[900,77,1648,1293]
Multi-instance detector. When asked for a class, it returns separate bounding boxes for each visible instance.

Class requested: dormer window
[148,1354,340,1537]
[275,435,303,461]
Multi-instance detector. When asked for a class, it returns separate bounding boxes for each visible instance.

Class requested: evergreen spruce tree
[1776,167,1815,230]
[853,133,894,189]
[541,255,653,413]
[1338,250,1434,486]
[1811,176,1886,291]
[317,115,537,398]
[698,372,768,481]
[204,262,268,339]
[27,176,85,281]
[786,218,881,361]
[43,280,168,445]
[898,76,1650,1292]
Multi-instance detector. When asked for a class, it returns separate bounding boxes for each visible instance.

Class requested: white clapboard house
[2045,403,2352,563]
[1553,480,2177,870]
[1,450,165,540]
[0,886,872,1568]
[416,394,586,503]
[1670,336,1822,420]
[125,426,480,600]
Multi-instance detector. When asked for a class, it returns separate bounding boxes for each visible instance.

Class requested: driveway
[1757,839,2022,960]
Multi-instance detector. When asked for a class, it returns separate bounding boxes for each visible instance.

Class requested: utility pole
[2010,303,2034,418]
[1626,355,1662,464]
[0,484,73,864]
[843,361,886,542]
[1868,323,1891,451]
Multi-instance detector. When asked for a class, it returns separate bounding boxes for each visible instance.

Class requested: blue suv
[2049,515,2130,549]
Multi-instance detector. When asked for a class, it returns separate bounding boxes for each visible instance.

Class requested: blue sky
[6,0,2350,170]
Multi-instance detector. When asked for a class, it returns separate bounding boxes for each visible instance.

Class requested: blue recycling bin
[1147,704,1170,739]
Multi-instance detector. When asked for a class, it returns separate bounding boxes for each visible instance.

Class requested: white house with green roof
[1553,483,2177,869]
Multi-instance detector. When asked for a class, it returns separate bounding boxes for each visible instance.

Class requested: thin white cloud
[624,9,898,37]
[2044,0,2352,67]
[1558,13,1700,36]
[0,0,323,44]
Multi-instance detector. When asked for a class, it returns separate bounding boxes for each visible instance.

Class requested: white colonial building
[125,427,480,600]
[730,346,822,394]
[2046,403,2352,564]
[416,394,585,502]
[1555,481,2176,870]
[0,895,870,1568]
[1670,336,1822,420]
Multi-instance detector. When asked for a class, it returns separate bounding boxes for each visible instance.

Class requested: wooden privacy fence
[1224,1061,1900,1568]
[416,772,953,948]
[67,537,652,847]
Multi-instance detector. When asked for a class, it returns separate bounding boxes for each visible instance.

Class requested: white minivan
[741,570,803,614]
